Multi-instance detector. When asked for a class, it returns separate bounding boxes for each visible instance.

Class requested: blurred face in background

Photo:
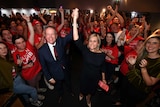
[110,23,119,33]
[63,19,69,28]
[129,25,139,36]
[16,25,24,35]
[47,20,54,27]
[10,20,17,29]
[135,40,144,51]
[34,23,43,33]
[0,43,8,58]
[112,17,119,24]
[1,30,13,43]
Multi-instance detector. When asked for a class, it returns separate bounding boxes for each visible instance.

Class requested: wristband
[72,23,78,28]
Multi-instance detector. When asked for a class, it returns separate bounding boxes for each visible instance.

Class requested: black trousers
[54,68,73,97]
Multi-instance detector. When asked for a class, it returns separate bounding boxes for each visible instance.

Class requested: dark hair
[0,42,13,61]
[0,28,10,37]
[12,35,26,44]
[104,32,116,47]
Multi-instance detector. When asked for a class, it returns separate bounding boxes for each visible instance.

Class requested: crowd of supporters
[0,4,160,107]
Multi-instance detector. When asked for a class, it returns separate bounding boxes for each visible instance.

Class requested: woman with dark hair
[0,29,17,54]
[101,32,119,83]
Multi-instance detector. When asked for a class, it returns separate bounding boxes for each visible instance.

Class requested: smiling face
[87,34,100,51]
[16,25,24,35]
[44,27,58,44]
[14,38,26,51]
[34,24,43,34]
[145,37,160,54]
[129,25,139,36]
[1,30,13,43]
[106,33,114,45]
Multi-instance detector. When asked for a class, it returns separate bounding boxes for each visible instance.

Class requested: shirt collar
[47,42,56,47]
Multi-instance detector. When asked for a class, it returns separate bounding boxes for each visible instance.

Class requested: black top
[75,38,106,95]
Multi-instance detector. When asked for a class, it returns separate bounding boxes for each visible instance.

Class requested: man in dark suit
[38,26,74,103]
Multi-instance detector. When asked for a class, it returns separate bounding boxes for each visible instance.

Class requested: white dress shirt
[47,42,57,60]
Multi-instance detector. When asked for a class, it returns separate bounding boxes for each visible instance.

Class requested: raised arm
[21,20,28,40]
[126,27,140,45]
[21,14,34,46]
[56,6,65,32]
[38,10,47,25]
[114,5,124,27]
[106,5,124,27]
[106,5,116,25]
[72,8,79,41]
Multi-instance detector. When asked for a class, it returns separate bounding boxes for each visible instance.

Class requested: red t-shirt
[93,27,100,33]
[120,47,137,76]
[12,42,42,80]
[126,35,144,49]
[4,42,17,54]
[102,45,119,64]
[34,33,46,45]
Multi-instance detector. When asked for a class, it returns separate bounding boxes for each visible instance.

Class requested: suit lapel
[45,44,55,60]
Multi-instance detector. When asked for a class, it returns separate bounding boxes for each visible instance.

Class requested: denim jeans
[13,75,38,101]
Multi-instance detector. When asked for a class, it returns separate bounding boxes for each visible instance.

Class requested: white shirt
[47,42,57,60]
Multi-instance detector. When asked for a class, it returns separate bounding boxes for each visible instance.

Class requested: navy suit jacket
[38,30,73,81]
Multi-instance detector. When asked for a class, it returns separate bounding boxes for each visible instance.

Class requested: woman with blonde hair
[116,33,160,106]
[72,8,107,107]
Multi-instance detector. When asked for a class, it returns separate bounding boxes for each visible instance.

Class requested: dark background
[0,0,160,32]
[0,0,160,13]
